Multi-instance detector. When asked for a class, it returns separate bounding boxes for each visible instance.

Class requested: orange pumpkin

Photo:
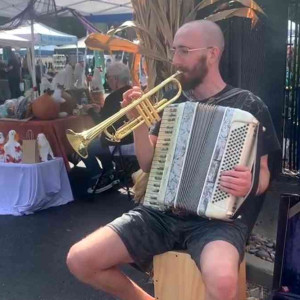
[32,92,60,120]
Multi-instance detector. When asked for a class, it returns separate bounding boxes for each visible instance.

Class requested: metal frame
[282,0,300,173]
[0,0,133,18]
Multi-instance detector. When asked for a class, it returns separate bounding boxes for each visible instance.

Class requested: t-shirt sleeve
[259,106,281,156]
[240,94,281,157]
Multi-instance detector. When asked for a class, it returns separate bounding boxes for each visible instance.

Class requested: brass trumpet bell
[66,72,182,158]
[66,129,89,159]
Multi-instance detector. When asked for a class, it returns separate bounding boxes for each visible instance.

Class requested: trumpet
[66,71,182,158]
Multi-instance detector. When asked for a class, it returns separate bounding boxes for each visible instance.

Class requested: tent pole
[84,30,88,73]
[76,42,79,63]
[30,19,38,97]
[39,45,43,94]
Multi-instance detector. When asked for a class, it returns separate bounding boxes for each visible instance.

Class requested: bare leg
[200,241,240,300]
[67,226,154,300]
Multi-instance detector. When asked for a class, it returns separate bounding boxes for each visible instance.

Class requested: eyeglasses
[169,46,213,57]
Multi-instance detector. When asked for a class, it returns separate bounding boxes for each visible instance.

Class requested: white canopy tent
[0,1,133,18]
[0,32,30,48]
[5,22,77,46]
[55,37,86,50]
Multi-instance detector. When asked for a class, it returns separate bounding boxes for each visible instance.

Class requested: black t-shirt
[149,86,281,231]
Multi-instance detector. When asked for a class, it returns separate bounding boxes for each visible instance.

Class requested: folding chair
[110,144,134,200]
[90,143,138,200]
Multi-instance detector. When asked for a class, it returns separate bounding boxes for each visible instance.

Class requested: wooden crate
[153,251,246,300]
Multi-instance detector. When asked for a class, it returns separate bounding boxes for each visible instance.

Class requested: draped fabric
[0,158,73,216]
[0,0,57,31]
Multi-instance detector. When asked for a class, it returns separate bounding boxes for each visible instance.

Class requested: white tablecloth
[0,158,74,216]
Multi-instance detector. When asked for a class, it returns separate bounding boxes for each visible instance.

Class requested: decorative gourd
[32,92,60,120]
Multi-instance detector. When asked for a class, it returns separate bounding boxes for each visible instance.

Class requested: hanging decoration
[0,0,58,30]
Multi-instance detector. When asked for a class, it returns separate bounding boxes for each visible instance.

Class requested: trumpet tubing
[66,72,182,158]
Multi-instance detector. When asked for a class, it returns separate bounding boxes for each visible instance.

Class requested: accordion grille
[212,124,249,204]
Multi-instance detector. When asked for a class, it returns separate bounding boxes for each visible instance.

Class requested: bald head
[176,20,225,53]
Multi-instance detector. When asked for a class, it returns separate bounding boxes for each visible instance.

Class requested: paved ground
[0,165,280,300]
[0,173,154,300]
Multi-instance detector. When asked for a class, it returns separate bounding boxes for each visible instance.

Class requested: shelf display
[53,54,66,72]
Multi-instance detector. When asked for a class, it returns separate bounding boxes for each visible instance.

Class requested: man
[67,20,280,300]
[82,61,133,194]
[6,47,21,99]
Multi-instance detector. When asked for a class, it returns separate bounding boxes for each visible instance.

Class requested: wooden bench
[153,251,246,300]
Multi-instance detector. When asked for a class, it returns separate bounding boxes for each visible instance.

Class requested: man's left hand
[219,165,252,197]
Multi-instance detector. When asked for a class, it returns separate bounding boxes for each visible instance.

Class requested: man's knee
[66,242,98,281]
[66,226,130,281]
[209,272,238,300]
[202,267,238,300]
[199,240,241,299]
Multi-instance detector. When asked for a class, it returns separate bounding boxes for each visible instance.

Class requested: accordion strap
[235,123,259,216]
[206,88,246,105]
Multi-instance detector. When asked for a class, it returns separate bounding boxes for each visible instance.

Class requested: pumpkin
[32,92,60,120]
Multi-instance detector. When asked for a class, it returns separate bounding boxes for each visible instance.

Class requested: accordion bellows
[144,102,259,220]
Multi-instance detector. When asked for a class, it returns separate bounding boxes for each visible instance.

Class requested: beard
[177,55,208,90]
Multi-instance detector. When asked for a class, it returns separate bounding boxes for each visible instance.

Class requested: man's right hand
[122,86,143,120]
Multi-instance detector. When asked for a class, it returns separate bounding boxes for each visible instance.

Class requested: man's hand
[122,86,143,120]
[219,165,252,197]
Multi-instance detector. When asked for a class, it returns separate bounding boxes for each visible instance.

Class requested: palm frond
[127,0,264,89]
[234,0,265,15]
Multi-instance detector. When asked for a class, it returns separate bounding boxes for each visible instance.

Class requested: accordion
[143,102,259,220]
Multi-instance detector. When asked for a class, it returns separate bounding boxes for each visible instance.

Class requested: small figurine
[64,64,74,90]
[40,77,52,94]
[74,62,86,88]
[0,132,5,162]
[37,133,54,162]
[4,130,22,163]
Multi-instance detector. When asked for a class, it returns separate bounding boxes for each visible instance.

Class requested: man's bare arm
[133,127,157,173]
[220,155,270,197]
[256,154,270,195]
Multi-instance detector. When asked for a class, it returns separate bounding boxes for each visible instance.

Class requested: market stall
[0,32,30,102]
[4,22,78,93]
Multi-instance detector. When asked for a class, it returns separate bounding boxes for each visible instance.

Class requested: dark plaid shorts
[107,205,249,272]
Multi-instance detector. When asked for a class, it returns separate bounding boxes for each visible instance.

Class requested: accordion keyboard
[145,106,179,210]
